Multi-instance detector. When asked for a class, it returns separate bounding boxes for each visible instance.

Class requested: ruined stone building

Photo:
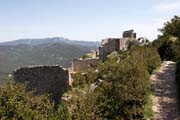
[69,58,99,85]
[99,30,147,61]
[13,65,69,101]
[137,37,149,46]
[91,50,98,58]
[70,30,146,72]
[12,29,148,96]
[71,58,99,72]
[123,29,136,39]
[99,30,132,61]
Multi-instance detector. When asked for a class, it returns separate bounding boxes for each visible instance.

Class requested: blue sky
[0,0,180,42]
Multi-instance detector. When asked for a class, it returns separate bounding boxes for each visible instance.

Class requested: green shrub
[153,16,180,61]
[70,46,161,119]
[71,67,99,88]
[82,54,91,59]
[129,46,161,73]
[94,53,150,119]
[153,35,180,61]
[0,78,70,120]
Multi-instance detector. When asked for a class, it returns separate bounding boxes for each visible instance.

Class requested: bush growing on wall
[71,68,99,88]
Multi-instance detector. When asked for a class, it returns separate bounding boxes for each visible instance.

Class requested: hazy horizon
[0,0,180,42]
[0,36,101,43]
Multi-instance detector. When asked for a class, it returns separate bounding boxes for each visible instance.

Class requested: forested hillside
[0,37,100,47]
[0,41,98,85]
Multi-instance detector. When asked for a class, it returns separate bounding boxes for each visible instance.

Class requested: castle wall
[123,30,136,39]
[119,38,129,51]
[71,58,99,72]
[13,65,69,101]
[99,38,121,61]
[99,30,139,61]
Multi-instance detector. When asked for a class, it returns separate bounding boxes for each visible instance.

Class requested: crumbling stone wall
[13,65,69,101]
[123,30,136,39]
[99,38,130,61]
[119,38,129,51]
[99,30,139,61]
[71,58,99,72]
[99,38,120,61]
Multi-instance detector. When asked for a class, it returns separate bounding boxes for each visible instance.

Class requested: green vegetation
[144,64,161,118]
[70,46,161,119]
[82,54,92,59]
[127,46,161,74]
[152,66,161,75]
[0,78,70,120]
[152,16,180,106]
[144,94,153,119]
[153,16,180,61]
[7,16,180,119]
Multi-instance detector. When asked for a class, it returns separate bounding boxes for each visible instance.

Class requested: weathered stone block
[13,65,69,101]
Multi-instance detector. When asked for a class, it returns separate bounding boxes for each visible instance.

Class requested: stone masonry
[13,65,69,101]
[99,38,129,61]
[71,58,99,72]
[99,30,146,61]
[123,29,136,39]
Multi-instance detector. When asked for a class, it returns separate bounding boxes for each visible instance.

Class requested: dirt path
[151,61,180,120]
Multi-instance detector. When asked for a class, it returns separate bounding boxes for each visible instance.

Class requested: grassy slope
[144,66,161,119]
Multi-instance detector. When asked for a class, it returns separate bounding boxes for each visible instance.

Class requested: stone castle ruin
[13,65,69,101]
[99,38,129,61]
[70,30,148,71]
[99,30,148,61]
[123,30,136,39]
[71,58,99,72]
[13,29,148,100]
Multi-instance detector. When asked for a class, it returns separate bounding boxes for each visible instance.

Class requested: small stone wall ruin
[71,58,99,72]
[13,65,69,101]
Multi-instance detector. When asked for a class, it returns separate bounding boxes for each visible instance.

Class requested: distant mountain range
[0,37,100,85]
[0,37,100,47]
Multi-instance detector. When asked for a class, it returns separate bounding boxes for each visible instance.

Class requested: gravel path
[151,61,180,120]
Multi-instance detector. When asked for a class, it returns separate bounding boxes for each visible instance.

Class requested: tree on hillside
[160,16,180,39]
[153,16,180,61]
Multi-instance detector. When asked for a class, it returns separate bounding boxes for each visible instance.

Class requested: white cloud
[153,1,180,12]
